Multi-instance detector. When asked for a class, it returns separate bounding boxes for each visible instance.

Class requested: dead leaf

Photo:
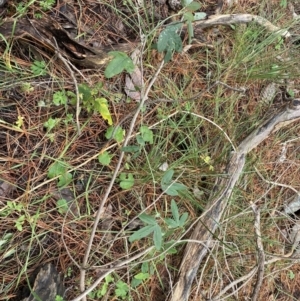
[95,204,114,242]
[0,181,13,201]
[101,205,114,228]
[52,188,80,218]
[284,194,300,215]
[288,221,300,251]
[125,49,145,102]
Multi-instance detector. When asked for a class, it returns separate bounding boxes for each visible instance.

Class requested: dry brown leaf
[125,49,145,102]
[284,194,300,215]
[0,181,13,201]
[52,188,80,218]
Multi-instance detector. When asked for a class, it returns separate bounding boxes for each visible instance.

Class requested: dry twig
[250,203,265,301]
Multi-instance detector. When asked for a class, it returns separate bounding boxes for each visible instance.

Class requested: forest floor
[1,0,300,300]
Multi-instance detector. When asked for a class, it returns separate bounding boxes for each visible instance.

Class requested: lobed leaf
[139,213,157,225]
[153,225,162,250]
[129,225,155,242]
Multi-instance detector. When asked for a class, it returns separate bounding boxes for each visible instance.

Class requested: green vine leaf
[104,51,135,78]
[161,169,187,196]
[139,213,157,225]
[105,126,125,142]
[186,1,201,11]
[157,24,183,62]
[47,161,72,187]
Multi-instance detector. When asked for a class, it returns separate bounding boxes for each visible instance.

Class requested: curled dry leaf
[288,221,300,253]
[125,48,145,102]
[95,204,114,242]
[52,187,80,218]
[158,161,168,171]
[284,194,300,215]
[0,181,13,201]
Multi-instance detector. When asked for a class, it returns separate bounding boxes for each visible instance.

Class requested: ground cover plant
[1,0,300,300]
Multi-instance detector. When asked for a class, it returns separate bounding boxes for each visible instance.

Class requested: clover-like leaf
[119,173,134,190]
[105,126,125,143]
[48,161,72,187]
[56,199,68,215]
[57,172,72,187]
[48,161,68,179]
[140,125,153,144]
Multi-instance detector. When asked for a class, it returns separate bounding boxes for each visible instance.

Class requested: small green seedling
[39,0,56,11]
[15,215,26,231]
[129,200,189,251]
[131,261,154,288]
[137,125,154,146]
[156,24,183,62]
[105,126,125,142]
[115,280,129,299]
[44,117,60,132]
[56,199,69,215]
[31,60,47,76]
[182,0,205,44]
[78,83,113,124]
[53,91,68,106]
[98,274,114,297]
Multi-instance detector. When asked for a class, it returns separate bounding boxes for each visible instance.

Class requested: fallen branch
[193,14,290,38]
[168,100,300,301]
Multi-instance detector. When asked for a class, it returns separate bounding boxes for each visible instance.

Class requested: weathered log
[0,17,137,68]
